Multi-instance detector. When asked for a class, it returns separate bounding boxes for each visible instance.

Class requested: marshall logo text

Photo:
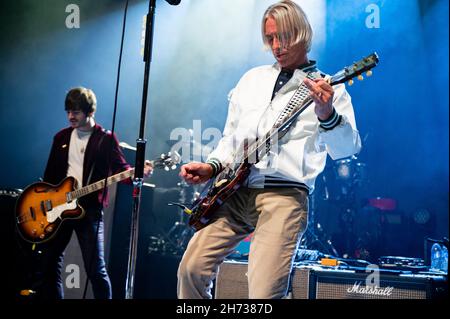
[347,282,394,296]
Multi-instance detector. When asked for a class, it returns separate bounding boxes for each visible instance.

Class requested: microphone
[166,0,181,5]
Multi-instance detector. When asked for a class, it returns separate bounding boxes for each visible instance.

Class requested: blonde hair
[261,0,313,52]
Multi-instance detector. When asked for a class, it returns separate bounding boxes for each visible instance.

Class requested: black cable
[82,0,130,299]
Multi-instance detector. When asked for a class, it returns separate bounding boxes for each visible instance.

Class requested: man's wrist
[318,107,342,130]
[206,158,223,177]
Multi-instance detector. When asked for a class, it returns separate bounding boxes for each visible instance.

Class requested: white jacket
[207,62,361,194]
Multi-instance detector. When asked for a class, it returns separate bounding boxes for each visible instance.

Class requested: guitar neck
[70,168,135,199]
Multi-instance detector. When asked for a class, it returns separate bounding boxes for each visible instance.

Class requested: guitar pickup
[29,207,36,221]
[40,200,51,215]
[40,201,46,216]
[45,200,53,211]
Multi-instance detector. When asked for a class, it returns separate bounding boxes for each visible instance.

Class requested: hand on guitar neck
[180,162,213,184]
[144,160,154,177]
[303,77,335,121]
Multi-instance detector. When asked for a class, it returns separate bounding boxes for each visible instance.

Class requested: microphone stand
[124,0,157,299]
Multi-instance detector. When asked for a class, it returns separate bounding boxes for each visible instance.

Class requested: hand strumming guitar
[180,162,213,184]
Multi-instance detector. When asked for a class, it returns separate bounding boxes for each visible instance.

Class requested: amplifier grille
[215,261,249,299]
[315,280,427,299]
[291,268,310,299]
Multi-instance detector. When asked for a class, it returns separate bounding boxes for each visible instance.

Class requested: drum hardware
[313,155,374,260]
[0,188,22,197]
[320,155,367,202]
[147,180,194,256]
[167,180,195,250]
[300,192,339,257]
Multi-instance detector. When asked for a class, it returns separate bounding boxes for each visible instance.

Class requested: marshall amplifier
[215,261,448,299]
[302,267,447,299]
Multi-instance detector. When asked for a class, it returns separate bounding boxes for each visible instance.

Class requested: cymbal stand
[300,192,339,257]
[166,180,194,255]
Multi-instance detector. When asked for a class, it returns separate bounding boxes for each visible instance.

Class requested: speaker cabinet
[215,261,448,299]
[215,261,249,299]
[309,269,447,299]
[214,261,311,299]
[290,267,311,299]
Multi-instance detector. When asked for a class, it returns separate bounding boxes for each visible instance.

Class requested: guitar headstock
[152,151,181,171]
[330,52,379,86]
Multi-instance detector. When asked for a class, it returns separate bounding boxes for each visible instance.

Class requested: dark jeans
[33,207,111,299]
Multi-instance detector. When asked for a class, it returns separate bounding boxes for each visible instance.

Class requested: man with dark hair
[177,1,361,299]
[38,87,152,299]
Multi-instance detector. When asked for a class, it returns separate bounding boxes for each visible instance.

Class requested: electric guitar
[187,53,379,231]
[15,151,180,244]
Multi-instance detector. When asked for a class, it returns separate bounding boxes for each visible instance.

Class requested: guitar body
[14,151,181,244]
[189,163,251,231]
[15,176,84,244]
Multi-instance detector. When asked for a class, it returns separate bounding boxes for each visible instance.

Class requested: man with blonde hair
[178,0,361,299]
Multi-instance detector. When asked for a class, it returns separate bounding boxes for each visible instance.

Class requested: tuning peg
[171,164,177,170]
[161,153,166,159]
[348,79,354,86]
[164,166,170,171]
[366,70,373,77]
[357,74,364,81]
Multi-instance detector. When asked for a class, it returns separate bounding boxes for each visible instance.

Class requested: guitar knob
[357,75,364,81]
[46,226,53,233]
[32,229,37,235]
[348,79,354,86]
[366,70,373,77]
[39,234,45,239]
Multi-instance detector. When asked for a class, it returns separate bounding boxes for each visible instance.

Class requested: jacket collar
[273,60,317,73]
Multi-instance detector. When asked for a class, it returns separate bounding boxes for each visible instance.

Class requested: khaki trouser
[177,187,308,299]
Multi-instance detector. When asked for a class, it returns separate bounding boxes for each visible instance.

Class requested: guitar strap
[272,72,319,129]
[253,73,318,159]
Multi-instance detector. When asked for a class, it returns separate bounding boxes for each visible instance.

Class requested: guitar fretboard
[70,168,135,199]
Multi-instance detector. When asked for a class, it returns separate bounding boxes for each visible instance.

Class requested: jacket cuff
[206,158,223,177]
[319,107,342,130]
